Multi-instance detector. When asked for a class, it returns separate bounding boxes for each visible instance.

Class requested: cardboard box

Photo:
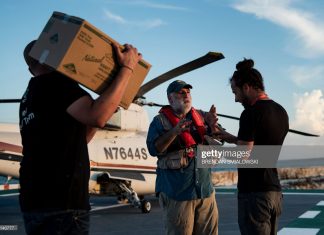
[29,11,151,109]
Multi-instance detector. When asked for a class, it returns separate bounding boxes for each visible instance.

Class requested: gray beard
[171,100,191,116]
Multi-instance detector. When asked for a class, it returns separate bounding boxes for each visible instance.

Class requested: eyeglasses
[176,90,191,96]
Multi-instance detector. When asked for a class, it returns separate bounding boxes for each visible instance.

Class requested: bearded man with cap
[146,80,219,235]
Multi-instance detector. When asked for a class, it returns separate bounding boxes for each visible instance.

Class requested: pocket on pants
[249,194,271,223]
[274,193,283,216]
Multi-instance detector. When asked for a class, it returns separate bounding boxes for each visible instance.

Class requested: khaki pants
[159,191,218,235]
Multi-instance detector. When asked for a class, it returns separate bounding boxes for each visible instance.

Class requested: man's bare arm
[155,119,191,154]
[66,43,142,141]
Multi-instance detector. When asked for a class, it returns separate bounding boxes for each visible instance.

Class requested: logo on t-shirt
[20,89,35,130]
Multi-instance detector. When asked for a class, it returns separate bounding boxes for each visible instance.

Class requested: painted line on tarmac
[214,188,324,196]
[91,203,130,212]
[216,192,235,194]
[278,228,320,235]
[283,192,324,196]
[316,201,324,206]
[278,200,324,235]
[299,210,321,219]
[0,188,19,196]
[0,192,19,197]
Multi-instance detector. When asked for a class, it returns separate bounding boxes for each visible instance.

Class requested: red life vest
[159,106,206,157]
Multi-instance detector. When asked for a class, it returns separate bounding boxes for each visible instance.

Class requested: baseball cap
[167,80,193,95]
[23,40,38,66]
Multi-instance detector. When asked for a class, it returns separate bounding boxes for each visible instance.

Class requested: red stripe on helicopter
[90,161,156,170]
[0,142,23,154]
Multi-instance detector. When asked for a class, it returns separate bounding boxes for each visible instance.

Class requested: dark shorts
[238,191,283,235]
[22,210,89,235]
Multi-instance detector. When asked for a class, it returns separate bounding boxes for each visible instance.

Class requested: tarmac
[0,188,324,235]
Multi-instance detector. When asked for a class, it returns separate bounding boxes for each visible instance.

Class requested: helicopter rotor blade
[136,52,224,98]
[217,113,319,137]
[0,99,21,103]
[217,113,239,120]
[287,129,319,137]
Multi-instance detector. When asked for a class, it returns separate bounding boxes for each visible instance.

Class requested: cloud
[141,19,165,29]
[128,0,189,11]
[288,65,324,87]
[103,9,165,29]
[103,9,127,24]
[232,0,324,58]
[291,90,324,135]
[104,0,189,11]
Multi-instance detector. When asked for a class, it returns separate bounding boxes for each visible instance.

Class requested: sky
[0,0,324,147]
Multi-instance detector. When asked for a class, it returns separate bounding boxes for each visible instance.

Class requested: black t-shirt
[237,100,289,192]
[19,72,90,212]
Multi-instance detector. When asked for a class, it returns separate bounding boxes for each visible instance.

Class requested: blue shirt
[146,114,214,201]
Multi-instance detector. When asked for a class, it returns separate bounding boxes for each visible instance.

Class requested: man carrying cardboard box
[28,11,151,109]
[19,39,142,235]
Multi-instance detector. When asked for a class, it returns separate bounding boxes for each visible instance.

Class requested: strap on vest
[159,106,206,151]
[156,114,195,169]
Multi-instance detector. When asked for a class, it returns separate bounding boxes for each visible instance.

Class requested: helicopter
[0,51,319,213]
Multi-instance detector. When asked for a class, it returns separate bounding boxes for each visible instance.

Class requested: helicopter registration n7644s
[104,147,148,160]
